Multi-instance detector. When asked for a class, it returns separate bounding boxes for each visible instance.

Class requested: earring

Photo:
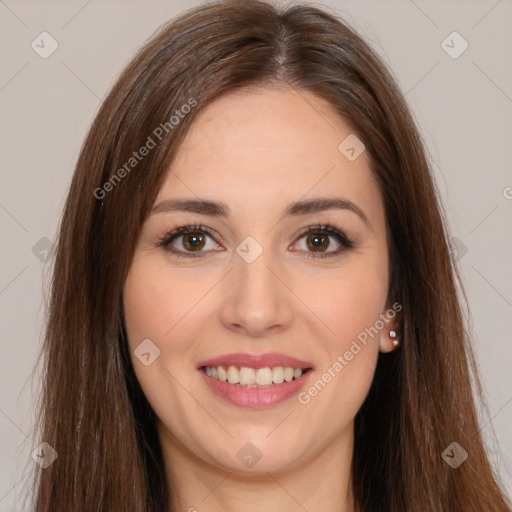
[390,330,399,347]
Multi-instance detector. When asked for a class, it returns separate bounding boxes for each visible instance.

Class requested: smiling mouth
[200,365,313,388]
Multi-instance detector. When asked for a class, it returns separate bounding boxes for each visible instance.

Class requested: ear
[379,310,402,353]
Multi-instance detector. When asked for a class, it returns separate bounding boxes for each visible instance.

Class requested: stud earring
[390,330,399,347]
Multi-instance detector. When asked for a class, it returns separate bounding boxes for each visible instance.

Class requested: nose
[219,248,294,338]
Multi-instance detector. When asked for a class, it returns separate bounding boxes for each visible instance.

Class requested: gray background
[1,0,511,508]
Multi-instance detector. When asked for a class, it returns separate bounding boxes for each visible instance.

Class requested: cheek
[123,254,210,353]
[122,255,210,424]
[299,254,388,408]
[311,254,389,348]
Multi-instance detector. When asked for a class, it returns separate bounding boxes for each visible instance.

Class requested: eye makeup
[155,222,355,260]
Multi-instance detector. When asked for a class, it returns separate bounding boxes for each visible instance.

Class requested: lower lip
[199,369,313,408]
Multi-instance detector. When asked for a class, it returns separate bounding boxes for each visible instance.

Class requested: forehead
[157,87,382,224]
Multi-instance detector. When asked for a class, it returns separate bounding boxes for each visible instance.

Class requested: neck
[158,421,356,512]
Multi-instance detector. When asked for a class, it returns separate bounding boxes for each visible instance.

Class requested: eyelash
[156,223,354,260]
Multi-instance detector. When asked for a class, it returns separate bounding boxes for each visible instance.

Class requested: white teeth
[284,367,294,382]
[255,367,273,386]
[203,365,308,387]
[272,366,284,384]
[218,365,228,382]
[239,367,256,386]
[227,365,239,384]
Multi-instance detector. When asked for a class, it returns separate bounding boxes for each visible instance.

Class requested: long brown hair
[29,1,511,510]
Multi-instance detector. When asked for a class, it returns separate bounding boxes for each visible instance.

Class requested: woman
[30,0,511,510]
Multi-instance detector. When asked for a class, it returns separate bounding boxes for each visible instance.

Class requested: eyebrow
[151,197,373,231]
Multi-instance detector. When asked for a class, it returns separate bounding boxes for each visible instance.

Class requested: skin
[123,86,400,512]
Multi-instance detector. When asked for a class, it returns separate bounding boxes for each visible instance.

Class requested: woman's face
[123,86,399,474]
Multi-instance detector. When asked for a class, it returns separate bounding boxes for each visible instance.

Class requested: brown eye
[305,232,330,252]
[181,232,206,251]
[158,224,221,258]
[293,224,354,259]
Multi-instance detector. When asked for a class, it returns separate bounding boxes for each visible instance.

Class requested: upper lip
[197,352,314,370]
